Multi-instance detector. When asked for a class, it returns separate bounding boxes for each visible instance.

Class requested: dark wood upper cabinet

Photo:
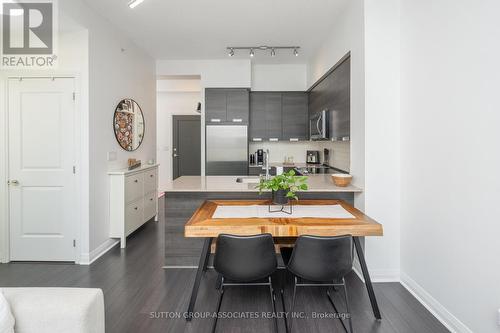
[250,92,308,142]
[205,89,227,123]
[249,92,282,141]
[205,88,249,124]
[265,93,283,141]
[226,89,249,123]
[249,93,267,141]
[282,92,308,141]
[308,56,350,140]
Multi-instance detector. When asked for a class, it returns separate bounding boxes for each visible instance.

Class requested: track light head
[293,48,299,57]
[249,48,255,57]
[228,48,234,57]
[271,48,276,57]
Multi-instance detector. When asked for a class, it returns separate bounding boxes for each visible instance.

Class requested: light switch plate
[107,151,117,161]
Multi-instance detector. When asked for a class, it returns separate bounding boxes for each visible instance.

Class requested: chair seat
[222,277,271,284]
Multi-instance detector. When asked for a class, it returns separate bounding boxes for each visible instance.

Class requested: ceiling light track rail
[227,46,300,57]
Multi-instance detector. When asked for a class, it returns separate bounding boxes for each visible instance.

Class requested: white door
[8,78,76,261]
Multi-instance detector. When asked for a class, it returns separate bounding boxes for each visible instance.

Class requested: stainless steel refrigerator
[206,125,248,175]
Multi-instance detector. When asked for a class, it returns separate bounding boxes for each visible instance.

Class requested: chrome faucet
[263,149,271,180]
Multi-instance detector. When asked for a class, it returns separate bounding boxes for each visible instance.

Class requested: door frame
[172,115,201,180]
[0,72,85,263]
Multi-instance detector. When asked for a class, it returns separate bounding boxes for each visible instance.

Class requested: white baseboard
[352,264,400,283]
[400,272,473,333]
[79,239,119,265]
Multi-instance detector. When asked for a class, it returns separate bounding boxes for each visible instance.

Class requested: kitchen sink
[236,177,261,184]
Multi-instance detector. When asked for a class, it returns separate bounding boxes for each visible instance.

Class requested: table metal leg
[353,236,382,320]
[186,237,212,321]
[202,239,211,272]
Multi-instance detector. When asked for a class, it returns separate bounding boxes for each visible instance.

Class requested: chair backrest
[214,234,277,282]
[287,235,353,282]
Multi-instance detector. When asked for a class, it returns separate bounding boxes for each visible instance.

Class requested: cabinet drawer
[144,169,157,194]
[144,192,157,221]
[125,174,144,203]
[125,199,143,235]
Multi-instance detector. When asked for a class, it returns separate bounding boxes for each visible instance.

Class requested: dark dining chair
[281,235,354,333]
[212,233,279,333]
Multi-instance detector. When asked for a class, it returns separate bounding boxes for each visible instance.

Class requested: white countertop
[107,163,159,175]
[162,175,362,193]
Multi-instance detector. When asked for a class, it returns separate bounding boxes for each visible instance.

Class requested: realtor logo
[1,0,58,68]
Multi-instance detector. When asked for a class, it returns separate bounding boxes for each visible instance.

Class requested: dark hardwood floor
[0,197,449,333]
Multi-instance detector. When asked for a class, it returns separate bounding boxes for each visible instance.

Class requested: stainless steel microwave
[310,110,329,140]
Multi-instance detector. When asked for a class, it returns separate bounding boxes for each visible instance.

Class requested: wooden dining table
[183,199,384,321]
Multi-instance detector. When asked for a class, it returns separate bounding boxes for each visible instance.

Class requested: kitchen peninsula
[162,174,361,267]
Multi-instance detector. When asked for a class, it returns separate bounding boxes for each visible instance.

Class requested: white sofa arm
[1,288,105,333]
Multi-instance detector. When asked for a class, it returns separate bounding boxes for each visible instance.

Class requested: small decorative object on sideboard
[128,158,142,170]
[331,174,353,187]
[256,169,308,214]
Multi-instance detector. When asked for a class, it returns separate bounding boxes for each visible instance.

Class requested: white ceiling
[83,0,349,64]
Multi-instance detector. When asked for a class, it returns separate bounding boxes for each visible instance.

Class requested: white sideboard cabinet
[108,164,159,248]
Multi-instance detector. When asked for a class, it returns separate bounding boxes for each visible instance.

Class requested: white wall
[158,78,201,92]
[60,0,156,261]
[157,59,251,88]
[252,64,307,91]
[307,0,402,282]
[400,0,500,332]
[307,0,365,214]
[363,0,401,280]
[157,89,201,188]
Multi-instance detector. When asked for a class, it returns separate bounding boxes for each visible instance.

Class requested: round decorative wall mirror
[113,99,145,151]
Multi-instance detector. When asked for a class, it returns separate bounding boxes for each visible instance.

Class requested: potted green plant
[256,169,308,205]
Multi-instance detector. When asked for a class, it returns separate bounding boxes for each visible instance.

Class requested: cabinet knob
[269,138,279,142]
[210,118,221,123]
[134,207,138,210]
[232,118,242,123]
[134,179,138,183]
[150,174,154,178]
[252,138,262,142]
[150,198,153,201]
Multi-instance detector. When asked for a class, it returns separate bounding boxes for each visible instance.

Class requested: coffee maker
[306,150,320,164]
[256,149,264,165]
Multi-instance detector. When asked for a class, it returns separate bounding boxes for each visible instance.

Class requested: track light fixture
[226,46,300,58]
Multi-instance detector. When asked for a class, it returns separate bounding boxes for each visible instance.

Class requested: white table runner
[212,204,355,219]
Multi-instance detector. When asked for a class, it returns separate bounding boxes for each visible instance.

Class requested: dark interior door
[173,115,201,179]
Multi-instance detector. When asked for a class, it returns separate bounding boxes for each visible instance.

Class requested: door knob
[8,180,19,186]
[173,153,179,157]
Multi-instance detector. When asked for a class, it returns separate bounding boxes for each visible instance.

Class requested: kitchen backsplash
[249,141,350,172]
